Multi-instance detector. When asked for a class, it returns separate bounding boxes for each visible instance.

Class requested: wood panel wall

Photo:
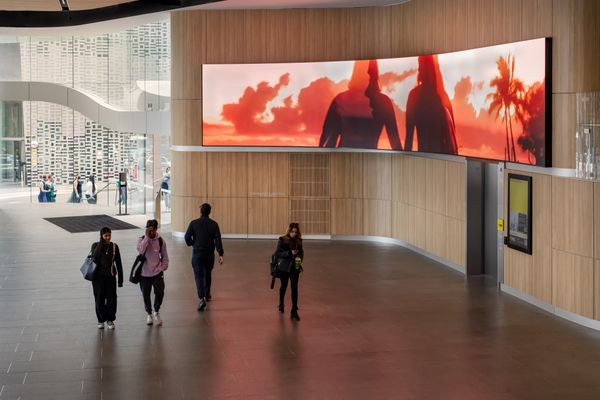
[171,0,600,304]
[504,172,600,320]
[172,0,600,160]
[171,149,465,269]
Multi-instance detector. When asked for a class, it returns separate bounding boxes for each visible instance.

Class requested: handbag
[129,254,146,284]
[275,257,293,273]
[80,251,97,281]
[269,252,279,277]
[81,243,115,281]
[130,237,163,284]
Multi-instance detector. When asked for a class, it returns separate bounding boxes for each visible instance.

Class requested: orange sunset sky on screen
[202,38,547,165]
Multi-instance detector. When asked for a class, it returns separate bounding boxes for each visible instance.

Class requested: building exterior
[0,19,170,212]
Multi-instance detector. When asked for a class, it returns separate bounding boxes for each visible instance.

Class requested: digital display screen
[203,38,550,166]
[508,173,532,254]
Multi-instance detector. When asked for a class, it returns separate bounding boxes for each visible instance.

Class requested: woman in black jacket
[90,227,124,329]
[274,223,304,321]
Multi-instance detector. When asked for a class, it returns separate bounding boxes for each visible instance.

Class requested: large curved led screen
[203,38,550,166]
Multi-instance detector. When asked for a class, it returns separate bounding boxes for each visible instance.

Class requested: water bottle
[294,257,301,270]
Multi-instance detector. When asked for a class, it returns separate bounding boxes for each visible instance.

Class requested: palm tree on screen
[487,54,524,162]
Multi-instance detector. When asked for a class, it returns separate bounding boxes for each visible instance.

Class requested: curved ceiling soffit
[0,81,169,135]
[0,0,223,28]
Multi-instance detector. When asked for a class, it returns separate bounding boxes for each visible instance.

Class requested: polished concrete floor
[1,200,600,399]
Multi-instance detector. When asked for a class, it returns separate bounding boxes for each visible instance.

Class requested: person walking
[274,223,304,321]
[161,167,171,210]
[184,203,224,311]
[47,174,57,203]
[37,175,50,203]
[67,175,81,203]
[90,227,123,329]
[137,219,169,326]
[85,175,97,204]
[76,173,83,200]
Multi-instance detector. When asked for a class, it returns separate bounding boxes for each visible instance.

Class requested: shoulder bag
[130,237,163,284]
[80,248,97,281]
[82,243,115,281]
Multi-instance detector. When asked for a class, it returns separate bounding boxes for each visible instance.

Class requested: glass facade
[0,19,171,214]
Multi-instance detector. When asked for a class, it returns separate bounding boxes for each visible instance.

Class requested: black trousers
[139,273,165,314]
[279,268,300,312]
[92,276,117,323]
[192,255,214,299]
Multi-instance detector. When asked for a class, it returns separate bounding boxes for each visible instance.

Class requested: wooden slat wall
[207,153,248,198]
[171,0,600,310]
[331,153,363,199]
[522,0,553,40]
[330,153,364,235]
[595,183,600,260]
[170,151,206,198]
[594,182,600,320]
[391,155,466,269]
[331,198,363,235]
[552,0,600,95]
[552,249,594,319]
[248,197,289,235]
[362,154,393,237]
[248,153,289,198]
[172,0,600,164]
[504,171,600,320]
[503,172,552,304]
[551,178,594,258]
[171,195,206,233]
[289,154,330,234]
[552,94,577,168]
[207,197,248,235]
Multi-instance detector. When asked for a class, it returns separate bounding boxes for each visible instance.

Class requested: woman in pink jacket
[137,219,169,326]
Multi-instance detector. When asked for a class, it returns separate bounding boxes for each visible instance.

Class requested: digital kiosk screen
[507,173,532,254]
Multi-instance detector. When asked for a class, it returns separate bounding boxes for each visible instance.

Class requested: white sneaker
[146,314,154,326]
[106,321,115,330]
[153,311,163,326]
[97,322,104,329]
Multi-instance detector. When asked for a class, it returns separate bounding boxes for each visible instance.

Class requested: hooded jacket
[137,233,169,277]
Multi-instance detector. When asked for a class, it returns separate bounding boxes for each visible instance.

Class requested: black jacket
[91,241,124,286]
[275,236,304,272]
[184,216,224,258]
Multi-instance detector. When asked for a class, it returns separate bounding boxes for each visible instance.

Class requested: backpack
[269,252,278,277]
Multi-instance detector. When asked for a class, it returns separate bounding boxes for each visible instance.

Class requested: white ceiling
[0,0,409,35]
[0,0,407,12]
[197,0,407,9]
[0,1,135,12]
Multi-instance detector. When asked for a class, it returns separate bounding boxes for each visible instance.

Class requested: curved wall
[172,0,600,313]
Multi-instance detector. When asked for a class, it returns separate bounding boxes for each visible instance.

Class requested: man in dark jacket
[184,203,224,311]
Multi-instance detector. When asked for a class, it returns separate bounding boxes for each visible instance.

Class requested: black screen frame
[506,173,533,255]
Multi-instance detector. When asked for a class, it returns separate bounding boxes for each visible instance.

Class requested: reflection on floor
[1,200,600,399]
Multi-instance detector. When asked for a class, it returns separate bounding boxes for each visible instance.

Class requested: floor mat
[43,214,138,233]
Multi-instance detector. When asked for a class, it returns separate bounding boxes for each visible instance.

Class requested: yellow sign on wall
[497,218,504,231]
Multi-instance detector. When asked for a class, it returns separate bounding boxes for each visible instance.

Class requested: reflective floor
[1,200,600,399]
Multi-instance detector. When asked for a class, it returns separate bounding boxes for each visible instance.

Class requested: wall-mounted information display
[507,173,532,254]
[203,38,551,166]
